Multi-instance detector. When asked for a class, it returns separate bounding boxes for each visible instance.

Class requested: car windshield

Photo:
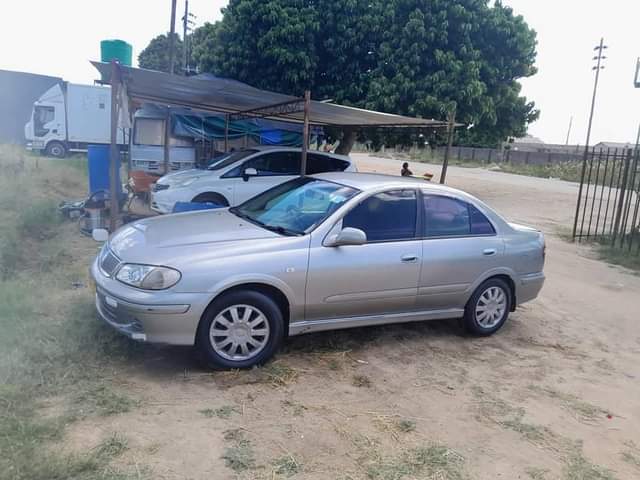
[230,177,359,235]
[206,149,258,170]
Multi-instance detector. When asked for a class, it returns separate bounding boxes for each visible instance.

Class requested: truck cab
[24,84,67,156]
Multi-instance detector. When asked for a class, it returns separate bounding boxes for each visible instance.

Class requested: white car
[150,146,356,213]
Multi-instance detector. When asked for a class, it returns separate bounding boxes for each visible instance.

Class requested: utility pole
[572,38,607,239]
[181,1,196,74]
[439,109,456,184]
[565,116,573,145]
[182,0,189,74]
[168,0,177,75]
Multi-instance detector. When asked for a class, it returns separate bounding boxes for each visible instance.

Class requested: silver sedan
[91,172,545,369]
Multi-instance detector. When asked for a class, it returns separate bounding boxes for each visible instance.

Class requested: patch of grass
[282,399,307,417]
[621,441,640,470]
[222,439,256,472]
[72,384,138,418]
[95,433,129,458]
[352,374,372,388]
[260,362,299,387]
[366,445,466,480]
[272,455,302,477]
[199,405,237,419]
[565,452,616,480]
[0,145,143,479]
[525,467,549,479]
[530,385,610,423]
[396,419,416,433]
[596,245,640,273]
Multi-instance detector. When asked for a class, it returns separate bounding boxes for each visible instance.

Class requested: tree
[138,33,184,74]
[187,0,538,151]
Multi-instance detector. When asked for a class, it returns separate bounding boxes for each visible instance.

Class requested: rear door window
[422,195,495,237]
[307,153,350,174]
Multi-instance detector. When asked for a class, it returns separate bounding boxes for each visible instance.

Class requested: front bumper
[150,188,188,214]
[91,258,210,345]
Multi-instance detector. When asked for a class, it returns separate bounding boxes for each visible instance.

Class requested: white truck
[24,83,126,157]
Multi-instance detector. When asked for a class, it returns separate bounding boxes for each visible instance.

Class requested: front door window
[34,106,55,137]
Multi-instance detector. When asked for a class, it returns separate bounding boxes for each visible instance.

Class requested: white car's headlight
[176,177,199,187]
[115,264,181,290]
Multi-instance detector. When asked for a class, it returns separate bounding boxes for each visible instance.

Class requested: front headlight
[115,264,181,290]
[176,177,199,187]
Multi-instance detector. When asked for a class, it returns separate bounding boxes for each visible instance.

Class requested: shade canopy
[92,62,448,128]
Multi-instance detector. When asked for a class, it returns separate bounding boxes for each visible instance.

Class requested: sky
[1,0,639,145]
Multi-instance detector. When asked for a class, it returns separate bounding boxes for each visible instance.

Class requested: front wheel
[45,141,67,158]
[463,278,512,336]
[196,291,284,369]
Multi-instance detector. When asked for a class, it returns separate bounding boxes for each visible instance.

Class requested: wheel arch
[200,282,291,335]
[192,191,229,206]
[466,269,518,312]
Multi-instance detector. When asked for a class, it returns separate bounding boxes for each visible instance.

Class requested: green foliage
[186,0,538,149]
[138,33,184,74]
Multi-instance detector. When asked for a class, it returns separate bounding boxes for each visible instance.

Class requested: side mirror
[92,228,109,242]
[242,167,258,182]
[326,227,367,247]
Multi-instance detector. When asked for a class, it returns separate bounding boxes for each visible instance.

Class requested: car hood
[109,209,279,263]
[156,168,210,185]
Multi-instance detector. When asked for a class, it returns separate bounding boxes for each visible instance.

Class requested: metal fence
[572,147,640,254]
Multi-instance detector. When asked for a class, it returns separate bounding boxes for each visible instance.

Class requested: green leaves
[145,0,539,149]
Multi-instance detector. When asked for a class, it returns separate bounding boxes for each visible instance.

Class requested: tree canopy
[159,0,539,148]
[138,33,184,74]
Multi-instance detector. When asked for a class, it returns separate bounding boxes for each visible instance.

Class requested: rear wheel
[192,192,229,207]
[196,290,284,369]
[463,278,512,336]
[45,141,67,158]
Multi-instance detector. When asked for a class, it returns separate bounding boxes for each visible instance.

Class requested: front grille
[100,248,121,277]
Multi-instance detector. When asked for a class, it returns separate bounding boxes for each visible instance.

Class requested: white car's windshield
[230,177,359,235]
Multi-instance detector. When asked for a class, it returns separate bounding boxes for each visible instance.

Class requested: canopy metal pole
[224,114,229,152]
[301,90,310,176]
[109,61,121,232]
[163,108,171,174]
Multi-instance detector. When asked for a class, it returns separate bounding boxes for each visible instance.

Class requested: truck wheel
[192,192,229,206]
[196,290,284,370]
[45,141,67,158]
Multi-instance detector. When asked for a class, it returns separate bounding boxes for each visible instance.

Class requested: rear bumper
[517,272,545,305]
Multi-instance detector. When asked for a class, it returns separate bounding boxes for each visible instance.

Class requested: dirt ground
[63,154,640,479]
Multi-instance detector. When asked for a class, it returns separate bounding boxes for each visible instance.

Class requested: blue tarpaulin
[172,114,315,147]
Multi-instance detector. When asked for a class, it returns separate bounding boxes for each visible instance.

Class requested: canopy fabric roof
[92,62,448,128]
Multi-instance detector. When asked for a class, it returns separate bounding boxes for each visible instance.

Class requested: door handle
[401,254,419,263]
[483,248,497,256]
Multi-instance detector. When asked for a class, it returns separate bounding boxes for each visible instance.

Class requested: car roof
[248,146,351,162]
[311,171,465,196]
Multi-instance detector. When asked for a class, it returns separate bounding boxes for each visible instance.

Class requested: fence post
[612,149,632,245]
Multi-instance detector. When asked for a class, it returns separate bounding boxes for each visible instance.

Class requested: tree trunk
[335,128,357,155]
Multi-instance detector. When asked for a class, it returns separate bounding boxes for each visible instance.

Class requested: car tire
[45,141,67,158]
[463,278,512,336]
[192,192,229,207]
[195,290,284,370]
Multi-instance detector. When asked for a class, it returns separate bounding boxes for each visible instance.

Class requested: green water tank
[100,39,133,66]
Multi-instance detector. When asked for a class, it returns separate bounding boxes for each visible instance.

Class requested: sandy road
[65,153,640,479]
